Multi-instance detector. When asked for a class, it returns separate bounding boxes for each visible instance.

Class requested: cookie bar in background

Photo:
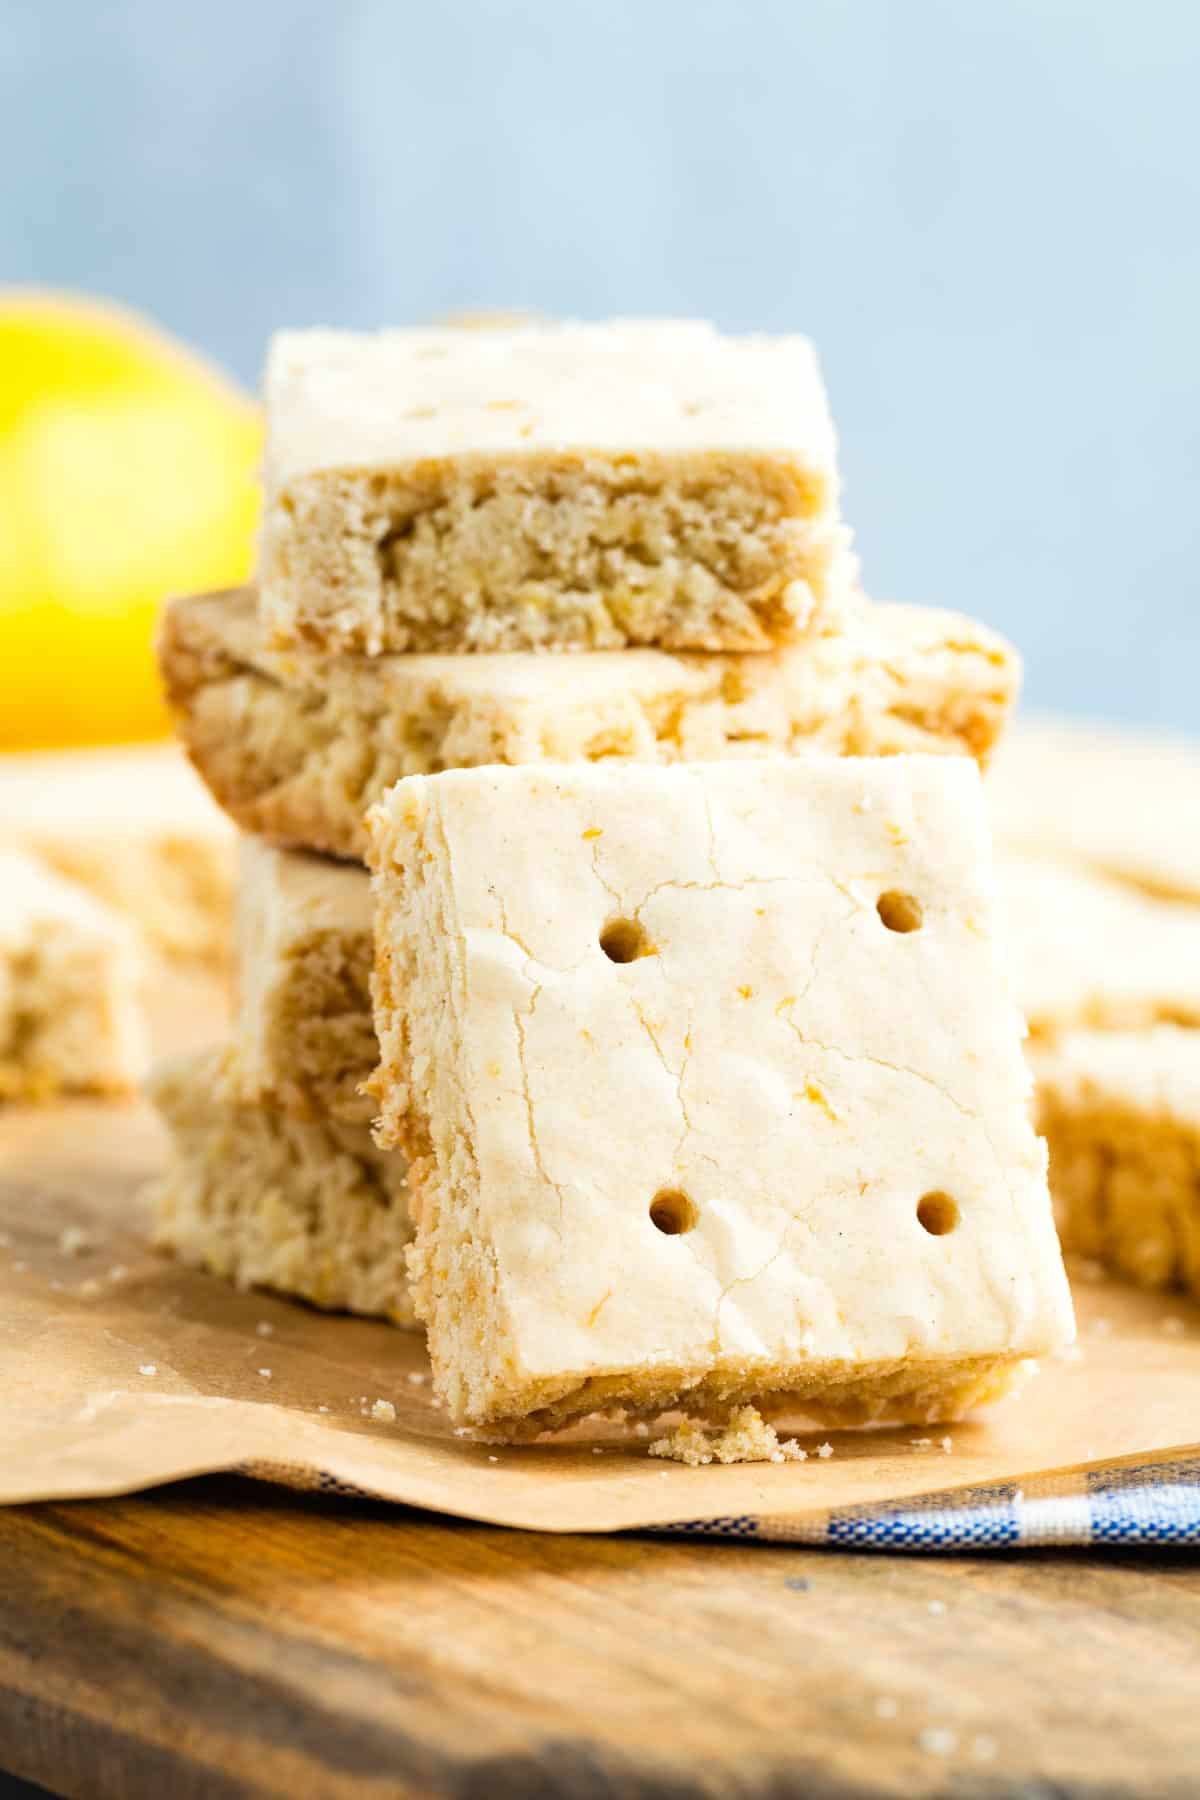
[991,715,1200,904]
[1034,1027,1200,1300]
[234,839,374,1123]
[998,855,1200,1039]
[0,847,146,1100]
[162,587,1019,861]
[148,1046,415,1326]
[367,756,1073,1437]
[0,741,236,964]
[258,321,847,656]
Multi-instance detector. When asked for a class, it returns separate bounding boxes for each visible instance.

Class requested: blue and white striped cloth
[663,1457,1200,1549]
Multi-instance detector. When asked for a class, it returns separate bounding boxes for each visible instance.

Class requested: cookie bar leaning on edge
[1033,1027,1200,1300]
[259,321,846,656]
[161,586,1020,862]
[234,838,374,1122]
[366,757,1074,1437]
[0,848,146,1100]
[148,1046,415,1326]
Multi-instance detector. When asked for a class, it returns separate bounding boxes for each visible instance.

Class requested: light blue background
[3,0,1197,728]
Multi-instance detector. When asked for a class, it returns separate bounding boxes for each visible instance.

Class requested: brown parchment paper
[1,975,1197,1531]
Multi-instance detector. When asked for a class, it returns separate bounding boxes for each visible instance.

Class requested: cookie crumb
[258,1367,272,1380]
[817,1442,833,1459]
[138,1363,157,1376]
[370,1398,396,1422]
[940,1436,953,1453]
[650,1406,808,1467]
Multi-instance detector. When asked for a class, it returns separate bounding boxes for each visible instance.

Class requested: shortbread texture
[235,840,374,1122]
[162,586,1018,861]
[0,849,146,1100]
[998,856,1200,1039]
[991,716,1200,904]
[148,1047,415,1326]
[1035,1028,1200,1300]
[259,321,846,655]
[0,743,236,964]
[367,758,1073,1435]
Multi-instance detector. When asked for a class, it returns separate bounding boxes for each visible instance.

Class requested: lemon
[0,291,261,747]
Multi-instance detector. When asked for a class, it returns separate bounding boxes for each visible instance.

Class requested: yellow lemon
[0,291,261,748]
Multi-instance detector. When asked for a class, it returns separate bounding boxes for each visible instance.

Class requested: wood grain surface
[0,1477,1195,1800]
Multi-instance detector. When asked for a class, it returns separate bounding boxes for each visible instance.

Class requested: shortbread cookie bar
[260,321,846,655]
[235,839,374,1122]
[0,742,236,964]
[991,716,1200,904]
[162,587,1019,861]
[0,849,145,1100]
[1034,1027,1200,1298]
[148,1046,415,1325]
[998,856,1200,1039]
[367,757,1073,1435]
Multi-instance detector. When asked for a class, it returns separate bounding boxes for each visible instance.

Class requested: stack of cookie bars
[153,320,1074,1438]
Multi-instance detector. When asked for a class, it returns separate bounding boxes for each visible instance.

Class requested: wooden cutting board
[0,1478,1197,1799]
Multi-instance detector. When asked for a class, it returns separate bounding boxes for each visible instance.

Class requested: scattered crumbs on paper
[940,1436,953,1454]
[1090,1316,1112,1338]
[370,1399,396,1423]
[77,1277,100,1296]
[108,1264,128,1282]
[918,1727,958,1758]
[258,1368,272,1380]
[971,1734,998,1762]
[1161,1316,1186,1336]
[816,1442,833,1459]
[650,1407,808,1467]
[138,1364,157,1377]
[874,1696,899,1720]
[406,1371,426,1385]
[927,1600,946,1615]
[256,1321,274,1338]
[58,1226,93,1256]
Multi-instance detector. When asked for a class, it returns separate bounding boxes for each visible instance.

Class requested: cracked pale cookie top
[370,758,1073,1375]
[265,320,837,483]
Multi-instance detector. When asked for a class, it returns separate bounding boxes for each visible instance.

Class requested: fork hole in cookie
[877,890,924,934]
[650,1188,697,1236]
[917,1191,959,1237]
[600,917,653,964]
